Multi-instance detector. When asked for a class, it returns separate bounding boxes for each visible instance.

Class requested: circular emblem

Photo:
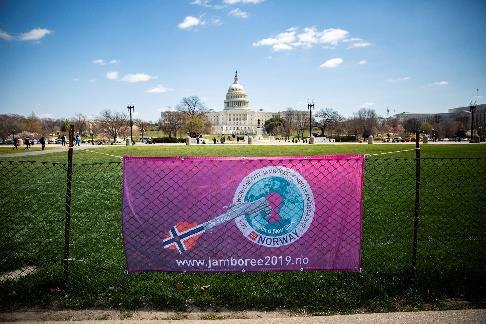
[234,166,315,247]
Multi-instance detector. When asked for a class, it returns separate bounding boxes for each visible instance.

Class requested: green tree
[264,117,286,136]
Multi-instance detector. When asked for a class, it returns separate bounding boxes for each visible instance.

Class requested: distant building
[207,71,277,135]
[394,104,486,128]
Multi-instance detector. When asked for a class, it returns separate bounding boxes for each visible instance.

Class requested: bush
[333,135,357,142]
[152,137,186,143]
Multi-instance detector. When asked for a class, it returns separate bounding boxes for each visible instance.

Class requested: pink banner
[122,155,364,272]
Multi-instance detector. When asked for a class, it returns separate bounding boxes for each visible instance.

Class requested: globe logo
[234,166,315,247]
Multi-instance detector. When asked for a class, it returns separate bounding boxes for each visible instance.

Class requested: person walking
[61,135,66,146]
[213,137,216,144]
[25,137,30,150]
[39,136,46,151]
[13,137,18,150]
[75,134,81,146]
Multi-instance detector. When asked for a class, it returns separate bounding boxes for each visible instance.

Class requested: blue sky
[1,0,485,121]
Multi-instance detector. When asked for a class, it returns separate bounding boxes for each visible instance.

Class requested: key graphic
[162,196,273,253]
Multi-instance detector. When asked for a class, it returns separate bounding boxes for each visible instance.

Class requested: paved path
[0,145,99,158]
[0,309,484,323]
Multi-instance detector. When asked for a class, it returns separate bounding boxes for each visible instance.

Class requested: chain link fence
[1,156,485,309]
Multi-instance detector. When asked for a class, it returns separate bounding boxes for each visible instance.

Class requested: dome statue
[224,70,249,110]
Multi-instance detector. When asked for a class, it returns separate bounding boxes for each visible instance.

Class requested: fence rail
[1,156,485,310]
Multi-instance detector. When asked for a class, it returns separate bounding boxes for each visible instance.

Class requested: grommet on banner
[241,269,246,273]
[300,268,304,272]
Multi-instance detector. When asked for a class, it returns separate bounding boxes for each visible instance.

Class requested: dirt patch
[0,266,37,283]
[0,309,296,322]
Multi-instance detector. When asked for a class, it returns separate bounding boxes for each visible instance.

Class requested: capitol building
[207,71,276,135]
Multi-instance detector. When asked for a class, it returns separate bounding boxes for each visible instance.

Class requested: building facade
[207,71,277,135]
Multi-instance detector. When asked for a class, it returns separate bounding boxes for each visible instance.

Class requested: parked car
[392,137,403,143]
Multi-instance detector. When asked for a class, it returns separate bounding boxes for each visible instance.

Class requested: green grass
[0,144,485,312]
[1,143,485,163]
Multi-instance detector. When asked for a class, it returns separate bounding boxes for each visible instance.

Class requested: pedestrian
[61,135,66,146]
[213,137,216,144]
[197,137,200,144]
[13,137,18,150]
[25,137,30,150]
[39,136,46,151]
[75,134,81,146]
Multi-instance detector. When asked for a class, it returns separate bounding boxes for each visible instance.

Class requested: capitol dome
[224,71,249,110]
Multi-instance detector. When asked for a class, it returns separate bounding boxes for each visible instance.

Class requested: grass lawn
[0,143,485,312]
[1,143,485,162]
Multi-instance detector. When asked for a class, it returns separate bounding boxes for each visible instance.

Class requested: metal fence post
[63,125,74,290]
[411,131,421,280]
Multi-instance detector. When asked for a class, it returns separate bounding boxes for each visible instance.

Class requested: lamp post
[307,102,314,139]
[127,105,135,145]
[469,103,477,143]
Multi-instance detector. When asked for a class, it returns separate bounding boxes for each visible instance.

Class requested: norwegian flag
[162,222,205,254]
[248,231,259,241]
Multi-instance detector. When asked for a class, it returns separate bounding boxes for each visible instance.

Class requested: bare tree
[96,110,128,143]
[177,96,207,117]
[159,110,185,138]
[315,108,343,137]
[281,108,296,140]
[177,96,211,137]
[73,113,88,136]
[294,111,309,140]
[355,108,378,138]
[24,112,43,135]
[403,118,422,134]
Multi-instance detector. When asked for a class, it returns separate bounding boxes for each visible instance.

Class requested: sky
[0,0,485,121]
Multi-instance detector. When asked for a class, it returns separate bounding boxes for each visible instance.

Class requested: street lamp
[307,101,314,139]
[127,105,135,145]
[469,103,477,143]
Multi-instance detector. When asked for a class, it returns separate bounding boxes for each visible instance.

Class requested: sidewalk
[0,309,484,323]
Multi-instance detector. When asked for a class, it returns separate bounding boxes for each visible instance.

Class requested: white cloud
[93,58,119,65]
[146,84,174,93]
[253,27,357,51]
[388,76,411,82]
[360,102,375,108]
[178,16,204,29]
[0,30,13,41]
[0,27,52,42]
[344,37,371,48]
[72,78,80,81]
[158,106,176,112]
[106,71,119,80]
[224,0,264,4]
[122,73,154,82]
[18,28,52,41]
[320,57,343,69]
[229,8,248,18]
[211,16,223,26]
[93,58,106,65]
[191,0,212,7]
[432,80,448,86]
[358,59,367,65]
